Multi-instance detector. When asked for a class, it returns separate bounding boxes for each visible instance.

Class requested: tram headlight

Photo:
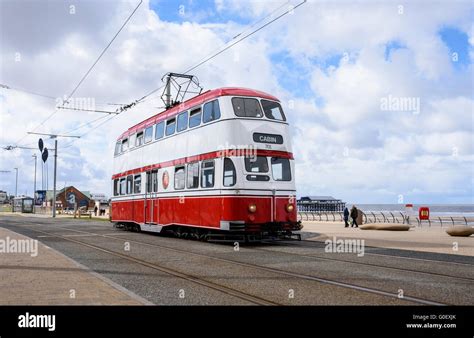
[248,203,257,213]
[286,204,294,213]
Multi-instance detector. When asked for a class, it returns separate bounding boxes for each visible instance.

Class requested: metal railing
[297,211,474,227]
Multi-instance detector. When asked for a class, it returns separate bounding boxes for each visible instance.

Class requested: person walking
[343,207,349,227]
[350,205,359,228]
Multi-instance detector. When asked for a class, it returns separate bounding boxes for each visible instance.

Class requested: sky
[0,0,473,204]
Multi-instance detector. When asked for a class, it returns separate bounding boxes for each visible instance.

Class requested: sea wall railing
[297,211,474,227]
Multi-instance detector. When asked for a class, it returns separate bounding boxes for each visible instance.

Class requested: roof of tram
[117,87,280,140]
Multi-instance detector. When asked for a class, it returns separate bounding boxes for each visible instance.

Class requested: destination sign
[253,133,283,144]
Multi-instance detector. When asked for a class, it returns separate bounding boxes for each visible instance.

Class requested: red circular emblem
[162,170,169,189]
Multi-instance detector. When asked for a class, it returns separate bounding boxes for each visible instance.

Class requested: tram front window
[271,157,291,181]
[244,156,268,173]
[261,100,286,121]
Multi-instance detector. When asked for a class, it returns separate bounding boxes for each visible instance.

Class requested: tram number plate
[253,133,283,144]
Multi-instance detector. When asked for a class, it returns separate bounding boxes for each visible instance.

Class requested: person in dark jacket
[343,207,349,227]
[350,206,358,228]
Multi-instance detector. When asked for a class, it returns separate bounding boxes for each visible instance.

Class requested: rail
[297,211,474,227]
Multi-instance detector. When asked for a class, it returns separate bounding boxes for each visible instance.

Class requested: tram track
[17,225,279,306]
[276,238,474,267]
[9,221,452,306]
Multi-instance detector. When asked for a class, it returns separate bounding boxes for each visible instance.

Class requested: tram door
[145,170,158,224]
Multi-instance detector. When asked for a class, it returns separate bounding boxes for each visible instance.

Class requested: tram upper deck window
[155,121,165,140]
[244,156,269,173]
[201,160,215,188]
[121,138,129,152]
[177,111,188,132]
[189,108,202,128]
[261,100,286,121]
[174,166,185,190]
[232,97,263,118]
[223,158,236,187]
[203,100,221,123]
[114,141,121,155]
[144,126,153,143]
[136,131,144,146]
[271,157,291,181]
[166,118,176,136]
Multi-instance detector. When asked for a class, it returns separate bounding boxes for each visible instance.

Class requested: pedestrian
[343,207,349,227]
[350,205,358,228]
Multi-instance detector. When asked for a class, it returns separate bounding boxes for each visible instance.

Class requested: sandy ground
[302,221,474,256]
[0,227,149,305]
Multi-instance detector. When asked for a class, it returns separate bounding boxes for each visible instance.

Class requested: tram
[110,86,301,240]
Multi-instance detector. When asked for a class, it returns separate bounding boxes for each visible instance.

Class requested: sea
[347,204,474,216]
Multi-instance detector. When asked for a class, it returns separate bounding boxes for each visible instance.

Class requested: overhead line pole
[27,132,80,218]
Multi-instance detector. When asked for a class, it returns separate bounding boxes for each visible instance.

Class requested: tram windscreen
[232,97,263,117]
[261,100,286,121]
[244,156,269,173]
[271,157,291,181]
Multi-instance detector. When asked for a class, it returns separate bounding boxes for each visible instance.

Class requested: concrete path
[0,227,150,305]
[302,221,474,256]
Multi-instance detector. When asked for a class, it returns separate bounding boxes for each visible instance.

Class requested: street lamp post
[14,167,18,197]
[32,154,37,212]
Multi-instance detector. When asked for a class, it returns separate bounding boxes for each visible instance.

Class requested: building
[297,196,346,212]
[37,186,94,210]
[0,190,7,204]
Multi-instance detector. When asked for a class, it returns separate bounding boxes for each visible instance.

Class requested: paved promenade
[302,221,474,256]
[0,227,149,305]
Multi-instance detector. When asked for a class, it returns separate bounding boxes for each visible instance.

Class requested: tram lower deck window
[201,160,215,188]
[126,175,133,194]
[113,179,119,196]
[174,166,185,190]
[133,174,142,193]
[187,162,199,189]
[119,178,126,195]
[223,158,236,187]
[244,156,269,173]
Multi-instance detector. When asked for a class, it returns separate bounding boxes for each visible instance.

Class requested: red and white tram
[110,87,301,240]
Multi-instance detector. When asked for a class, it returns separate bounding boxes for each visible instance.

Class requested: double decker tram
[110,87,302,241]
